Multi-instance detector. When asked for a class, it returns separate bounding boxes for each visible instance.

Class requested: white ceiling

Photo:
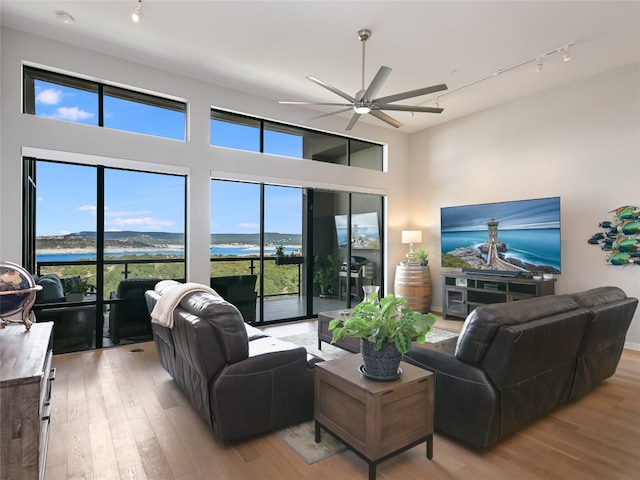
[2,1,639,133]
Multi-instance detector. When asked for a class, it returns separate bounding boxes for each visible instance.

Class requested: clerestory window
[210,109,383,171]
[23,66,187,141]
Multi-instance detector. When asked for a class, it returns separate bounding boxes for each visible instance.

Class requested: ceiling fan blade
[304,107,353,123]
[345,112,361,131]
[375,83,448,104]
[279,101,353,107]
[369,110,403,128]
[307,76,356,103]
[376,104,444,114]
[362,66,392,101]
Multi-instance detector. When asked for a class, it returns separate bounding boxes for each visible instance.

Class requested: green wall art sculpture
[588,206,640,265]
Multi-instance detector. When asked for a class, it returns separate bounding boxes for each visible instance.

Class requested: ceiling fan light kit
[280,28,447,130]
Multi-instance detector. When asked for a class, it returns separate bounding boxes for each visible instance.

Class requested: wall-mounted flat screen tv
[335,212,380,249]
[441,197,561,275]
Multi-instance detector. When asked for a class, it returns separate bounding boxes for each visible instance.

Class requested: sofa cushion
[569,286,627,308]
[455,294,580,365]
[36,274,64,302]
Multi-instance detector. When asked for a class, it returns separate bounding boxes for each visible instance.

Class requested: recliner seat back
[455,294,582,364]
[569,286,638,398]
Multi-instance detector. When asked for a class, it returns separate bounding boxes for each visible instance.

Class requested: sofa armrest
[404,339,501,448]
[211,337,314,442]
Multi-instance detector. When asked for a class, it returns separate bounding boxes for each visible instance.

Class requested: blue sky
[35,80,185,139]
[36,162,186,235]
[35,80,304,237]
[37,162,303,237]
[210,181,302,235]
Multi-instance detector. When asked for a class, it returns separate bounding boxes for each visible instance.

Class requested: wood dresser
[0,322,55,480]
[315,355,434,480]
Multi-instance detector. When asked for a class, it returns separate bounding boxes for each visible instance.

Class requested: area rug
[279,327,458,362]
[425,327,459,343]
[279,332,353,361]
[276,421,346,464]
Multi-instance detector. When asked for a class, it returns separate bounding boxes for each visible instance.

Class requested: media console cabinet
[0,322,55,480]
[442,272,556,319]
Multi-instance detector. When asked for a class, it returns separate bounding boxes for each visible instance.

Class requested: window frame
[23,65,187,140]
[210,108,384,171]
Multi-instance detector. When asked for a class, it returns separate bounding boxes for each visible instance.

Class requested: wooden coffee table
[317,309,360,352]
[314,355,434,480]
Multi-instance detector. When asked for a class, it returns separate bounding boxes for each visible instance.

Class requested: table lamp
[401,230,422,265]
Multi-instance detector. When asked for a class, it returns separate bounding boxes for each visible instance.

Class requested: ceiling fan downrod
[357,29,371,95]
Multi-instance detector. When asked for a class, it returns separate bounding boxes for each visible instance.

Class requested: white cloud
[58,230,71,235]
[105,209,152,217]
[56,107,94,121]
[36,88,62,105]
[239,222,258,229]
[77,205,97,214]
[110,217,175,229]
[55,107,94,121]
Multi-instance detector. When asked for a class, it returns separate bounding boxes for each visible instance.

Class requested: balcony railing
[35,256,304,299]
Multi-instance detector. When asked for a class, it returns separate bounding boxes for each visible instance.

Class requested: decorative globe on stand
[0,261,42,330]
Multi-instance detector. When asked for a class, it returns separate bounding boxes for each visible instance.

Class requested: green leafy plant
[329,293,437,353]
[313,254,340,293]
[274,245,285,257]
[62,276,89,294]
[415,248,428,262]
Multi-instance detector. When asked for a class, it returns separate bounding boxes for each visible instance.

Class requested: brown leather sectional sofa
[145,280,318,442]
[404,286,637,448]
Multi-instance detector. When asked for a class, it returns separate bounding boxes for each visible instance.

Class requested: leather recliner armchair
[109,278,161,343]
[210,275,257,323]
[145,280,318,442]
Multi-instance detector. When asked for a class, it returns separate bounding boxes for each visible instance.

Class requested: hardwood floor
[45,319,640,479]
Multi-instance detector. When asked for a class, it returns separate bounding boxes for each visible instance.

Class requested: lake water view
[36,245,300,262]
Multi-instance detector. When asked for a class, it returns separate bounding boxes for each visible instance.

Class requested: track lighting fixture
[131,0,143,23]
[419,41,576,109]
[55,11,75,24]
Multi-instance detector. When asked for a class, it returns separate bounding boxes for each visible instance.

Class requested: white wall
[410,62,640,349]
[0,27,412,288]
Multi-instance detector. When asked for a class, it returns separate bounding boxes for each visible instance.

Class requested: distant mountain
[212,233,302,245]
[36,231,301,249]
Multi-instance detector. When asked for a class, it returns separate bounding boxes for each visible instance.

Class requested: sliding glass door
[25,158,186,353]
[209,180,385,323]
[310,190,383,315]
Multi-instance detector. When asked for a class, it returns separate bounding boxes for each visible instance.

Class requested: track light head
[536,56,545,72]
[560,46,571,62]
[55,11,75,25]
[132,0,143,22]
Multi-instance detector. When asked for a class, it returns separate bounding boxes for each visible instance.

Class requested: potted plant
[313,254,340,296]
[62,276,89,302]
[415,248,429,266]
[274,245,304,265]
[329,292,437,379]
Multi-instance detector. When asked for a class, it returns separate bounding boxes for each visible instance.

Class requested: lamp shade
[401,230,422,244]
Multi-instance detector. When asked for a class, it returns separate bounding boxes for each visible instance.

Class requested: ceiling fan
[280,29,448,131]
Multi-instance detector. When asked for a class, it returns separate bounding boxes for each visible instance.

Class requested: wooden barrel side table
[394,264,433,313]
